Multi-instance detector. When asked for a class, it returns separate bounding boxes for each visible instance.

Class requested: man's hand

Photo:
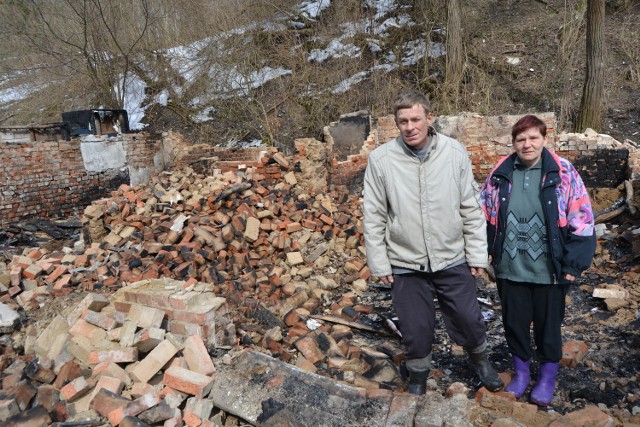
[379,275,394,285]
[470,267,484,278]
[564,273,576,282]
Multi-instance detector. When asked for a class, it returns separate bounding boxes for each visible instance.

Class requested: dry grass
[615,15,640,84]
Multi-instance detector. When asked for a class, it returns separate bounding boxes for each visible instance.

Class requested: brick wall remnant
[368,113,637,184]
[1,112,637,228]
[553,129,638,186]
[321,112,637,194]
[0,140,128,228]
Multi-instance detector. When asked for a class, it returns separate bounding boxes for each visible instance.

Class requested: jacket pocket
[440,213,464,250]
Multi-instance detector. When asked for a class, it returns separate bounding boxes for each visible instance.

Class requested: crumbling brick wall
[0,132,170,228]
[0,133,283,227]
[553,133,633,188]
[0,140,128,227]
[1,113,637,228]
[325,113,639,192]
[164,130,267,176]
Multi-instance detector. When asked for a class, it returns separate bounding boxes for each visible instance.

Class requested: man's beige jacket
[363,133,489,277]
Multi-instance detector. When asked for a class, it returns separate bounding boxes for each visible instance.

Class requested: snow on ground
[121,75,148,130]
[298,0,331,20]
[0,81,47,106]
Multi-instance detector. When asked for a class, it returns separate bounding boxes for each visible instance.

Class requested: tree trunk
[575,0,606,133]
[445,0,464,110]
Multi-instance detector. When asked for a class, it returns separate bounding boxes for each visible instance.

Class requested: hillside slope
[0,0,638,148]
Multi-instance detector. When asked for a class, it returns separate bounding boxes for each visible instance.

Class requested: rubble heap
[0,151,638,426]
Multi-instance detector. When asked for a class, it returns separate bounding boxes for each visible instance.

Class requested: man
[363,89,503,395]
[480,115,596,406]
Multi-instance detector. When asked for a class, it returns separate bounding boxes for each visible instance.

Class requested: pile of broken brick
[0,151,634,426]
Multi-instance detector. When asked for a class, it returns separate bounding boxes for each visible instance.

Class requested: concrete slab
[208,350,393,427]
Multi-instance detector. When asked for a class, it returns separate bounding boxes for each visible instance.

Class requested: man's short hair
[393,89,432,117]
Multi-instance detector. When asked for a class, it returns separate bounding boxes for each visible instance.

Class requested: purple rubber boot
[504,355,531,398]
[530,362,559,406]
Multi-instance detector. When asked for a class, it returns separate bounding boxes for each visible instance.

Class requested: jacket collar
[395,127,438,160]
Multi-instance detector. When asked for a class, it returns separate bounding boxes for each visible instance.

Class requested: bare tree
[0,0,176,108]
[575,0,606,132]
[444,0,464,112]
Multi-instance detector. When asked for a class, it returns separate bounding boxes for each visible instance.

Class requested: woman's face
[513,127,547,167]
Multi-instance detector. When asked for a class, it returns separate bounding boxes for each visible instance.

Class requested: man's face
[513,127,547,168]
[396,104,433,150]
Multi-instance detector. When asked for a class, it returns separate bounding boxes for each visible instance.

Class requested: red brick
[476,385,517,407]
[319,214,334,225]
[53,274,72,290]
[90,388,130,418]
[130,339,180,384]
[13,380,37,411]
[171,306,220,325]
[69,318,104,339]
[561,340,589,368]
[9,268,22,287]
[223,215,242,235]
[22,264,43,280]
[90,376,125,402]
[88,348,138,365]
[183,335,215,376]
[33,384,60,413]
[549,405,613,426]
[60,376,90,402]
[294,335,325,365]
[92,362,132,387]
[125,383,153,401]
[163,367,213,398]
[358,266,371,280]
[82,310,117,331]
[45,265,69,285]
[114,301,132,313]
[107,389,161,426]
[286,222,302,233]
[74,254,89,267]
[27,249,44,261]
[24,362,56,384]
[127,304,165,329]
[2,373,22,390]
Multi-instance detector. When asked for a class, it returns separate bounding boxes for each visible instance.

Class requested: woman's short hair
[393,90,432,117]
[511,115,547,141]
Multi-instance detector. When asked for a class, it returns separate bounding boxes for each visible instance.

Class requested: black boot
[467,346,504,392]
[407,368,429,395]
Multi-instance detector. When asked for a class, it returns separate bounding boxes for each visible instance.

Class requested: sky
[0,0,445,133]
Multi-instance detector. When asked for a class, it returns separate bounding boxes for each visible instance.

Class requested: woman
[480,115,596,406]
